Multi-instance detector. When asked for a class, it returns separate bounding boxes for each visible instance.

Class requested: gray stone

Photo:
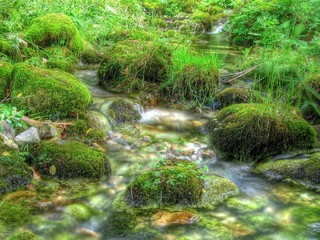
[14,127,40,146]
[1,122,15,139]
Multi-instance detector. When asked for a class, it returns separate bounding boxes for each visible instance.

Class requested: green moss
[0,60,13,100]
[226,197,267,212]
[67,119,105,141]
[98,40,170,90]
[207,104,317,162]
[255,153,320,191]
[107,99,141,125]
[126,160,204,207]
[0,202,31,226]
[47,59,74,72]
[32,141,111,179]
[200,175,239,209]
[64,203,95,222]
[24,57,46,68]
[7,230,42,240]
[11,63,92,118]
[24,13,84,54]
[198,217,233,240]
[215,87,261,108]
[0,38,22,62]
[0,156,32,194]
[191,11,212,31]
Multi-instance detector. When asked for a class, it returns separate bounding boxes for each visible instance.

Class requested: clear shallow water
[1,70,319,240]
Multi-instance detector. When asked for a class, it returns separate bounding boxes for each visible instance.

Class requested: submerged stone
[31,141,111,179]
[207,104,317,162]
[151,211,199,227]
[255,153,320,191]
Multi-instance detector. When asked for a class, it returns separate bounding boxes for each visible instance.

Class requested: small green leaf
[49,165,56,175]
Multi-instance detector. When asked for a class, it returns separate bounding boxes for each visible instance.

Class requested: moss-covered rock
[24,13,84,54]
[0,156,32,194]
[47,59,74,72]
[11,63,92,118]
[0,201,31,226]
[0,38,22,62]
[191,11,212,31]
[67,119,105,141]
[64,203,95,222]
[98,40,170,90]
[125,160,204,207]
[255,153,320,191]
[199,175,239,209]
[7,230,42,240]
[207,104,317,162]
[32,141,111,179]
[215,87,261,108]
[107,99,141,126]
[0,60,13,100]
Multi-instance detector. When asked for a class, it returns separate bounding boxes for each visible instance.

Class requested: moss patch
[207,104,317,162]
[215,87,261,108]
[11,63,92,118]
[126,160,204,207]
[107,99,141,126]
[0,156,32,194]
[32,141,111,179]
[7,230,42,240]
[24,13,84,54]
[0,60,13,100]
[255,153,320,191]
[0,202,31,226]
[0,38,22,62]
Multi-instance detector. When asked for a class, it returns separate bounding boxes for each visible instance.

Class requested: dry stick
[22,116,74,128]
[220,65,260,84]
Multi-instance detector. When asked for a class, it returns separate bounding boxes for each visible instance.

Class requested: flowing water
[1,32,320,240]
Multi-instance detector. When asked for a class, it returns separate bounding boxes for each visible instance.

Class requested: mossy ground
[0,60,13,100]
[207,103,317,162]
[7,230,42,240]
[31,140,111,179]
[126,160,204,207]
[0,155,32,194]
[11,63,92,118]
[24,13,84,55]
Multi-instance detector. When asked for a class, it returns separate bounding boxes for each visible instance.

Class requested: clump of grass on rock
[11,63,92,118]
[126,160,204,207]
[207,103,317,162]
[31,141,111,179]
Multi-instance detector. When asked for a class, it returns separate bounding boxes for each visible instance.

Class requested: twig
[220,64,260,83]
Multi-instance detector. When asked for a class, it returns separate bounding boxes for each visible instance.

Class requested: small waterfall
[208,18,227,34]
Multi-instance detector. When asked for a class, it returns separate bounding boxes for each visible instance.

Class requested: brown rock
[151,211,199,228]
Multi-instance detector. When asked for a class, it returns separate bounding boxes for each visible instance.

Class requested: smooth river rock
[14,127,40,145]
[151,211,199,228]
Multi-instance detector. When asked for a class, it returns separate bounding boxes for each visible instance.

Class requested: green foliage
[207,103,317,162]
[126,160,204,206]
[24,13,84,54]
[11,63,92,118]
[31,141,111,179]
[162,46,220,105]
[0,104,25,133]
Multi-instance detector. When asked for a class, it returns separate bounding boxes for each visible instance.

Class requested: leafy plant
[0,104,26,133]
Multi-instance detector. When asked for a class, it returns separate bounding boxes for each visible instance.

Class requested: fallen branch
[22,116,74,128]
[220,65,260,84]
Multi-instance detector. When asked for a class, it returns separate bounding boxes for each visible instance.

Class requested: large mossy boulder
[98,40,170,90]
[255,153,320,191]
[126,160,204,207]
[0,60,13,100]
[0,153,32,194]
[11,63,92,118]
[32,141,111,179]
[215,87,261,108]
[207,104,317,162]
[24,13,84,54]
[107,99,141,126]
